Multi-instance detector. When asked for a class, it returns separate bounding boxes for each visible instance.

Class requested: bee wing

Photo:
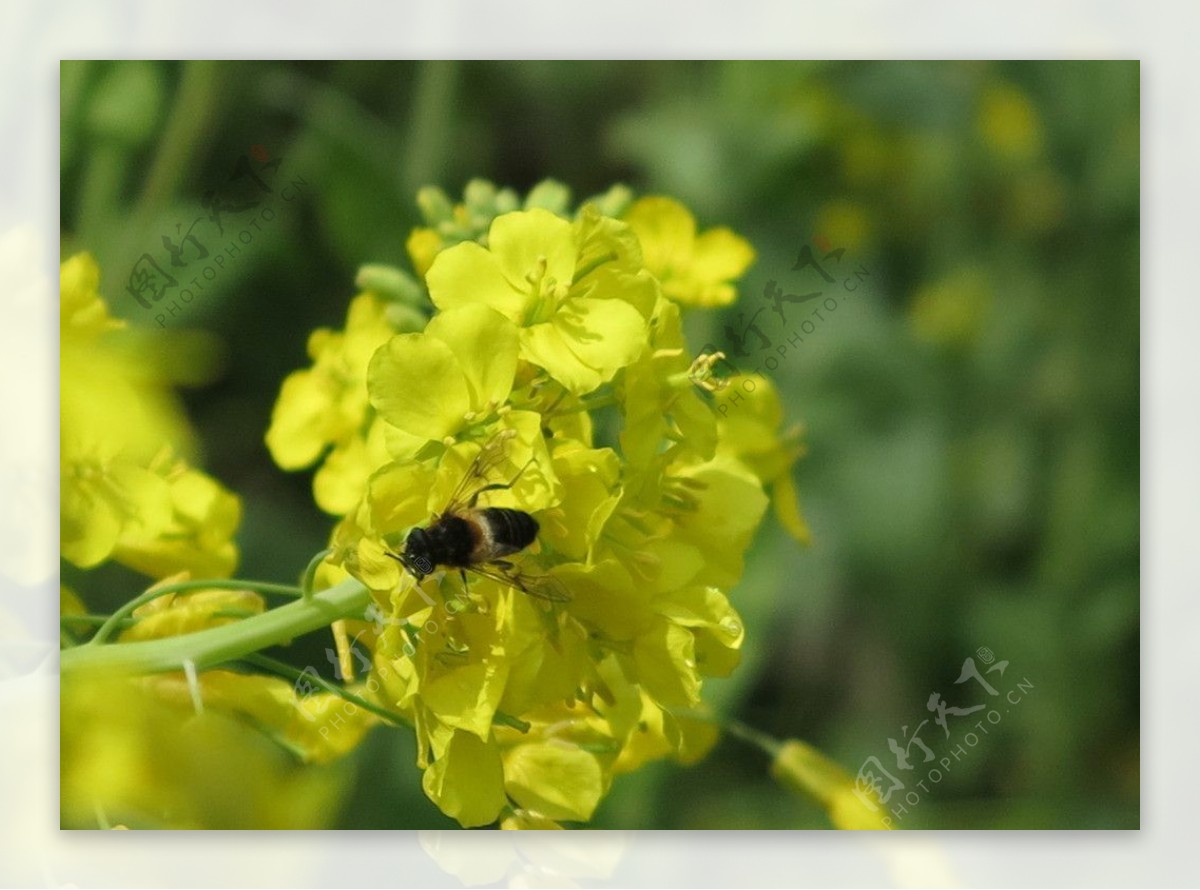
[465,561,573,604]
[442,432,517,515]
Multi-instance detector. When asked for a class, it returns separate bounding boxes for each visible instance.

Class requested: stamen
[524,255,549,287]
[683,351,730,393]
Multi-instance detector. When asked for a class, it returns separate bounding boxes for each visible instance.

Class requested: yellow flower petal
[368,334,471,440]
[503,741,604,822]
[625,196,696,274]
[653,585,744,678]
[422,730,507,827]
[540,443,621,561]
[312,425,387,516]
[265,293,391,475]
[557,295,649,379]
[114,463,241,580]
[633,618,702,709]
[553,558,652,642]
[498,593,591,716]
[670,456,770,589]
[500,810,563,830]
[427,240,529,320]
[772,470,811,545]
[488,208,577,294]
[519,322,601,394]
[691,227,756,283]
[406,226,443,278]
[423,659,510,740]
[60,252,123,337]
[60,460,172,570]
[625,196,754,307]
[265,369,341,469]
[424,304,519,409]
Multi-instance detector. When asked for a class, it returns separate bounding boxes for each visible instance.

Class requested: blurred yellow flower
[770,738,892,830]
[61,670,347,829]
[113,460,241,578]
[265,291,397,515]
[909,266,991,349]
[406,226,444,279]
[812,199,872,254]
[116,583,265,642]
[59,253,241,577]
[147,669,377,764]
[715,374,810,544]
[624,196,755,307]
[977,82,1043,162]
[60,252,124,337]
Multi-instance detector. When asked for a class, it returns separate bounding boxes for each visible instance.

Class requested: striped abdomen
[469,507,539,562]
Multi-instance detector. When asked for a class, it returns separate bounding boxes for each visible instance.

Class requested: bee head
[401,527,434,579]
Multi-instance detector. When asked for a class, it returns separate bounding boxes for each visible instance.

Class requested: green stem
[61,614,135,639]
[403,61,458,194]
[548,388,617,418]
[300,548,333,598]
[78,145,127,242]
[88,577,305,646]
[61,578,370,676]
[242,653,410,728]
[61,614,128,627]
[724,718,783,758]
[134,60,223,221]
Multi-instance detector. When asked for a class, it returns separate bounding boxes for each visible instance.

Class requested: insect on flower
[385,432,572,603]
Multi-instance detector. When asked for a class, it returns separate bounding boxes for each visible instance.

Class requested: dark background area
[60,60,1139,828]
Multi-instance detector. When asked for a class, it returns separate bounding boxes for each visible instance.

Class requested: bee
[385,433,571,603]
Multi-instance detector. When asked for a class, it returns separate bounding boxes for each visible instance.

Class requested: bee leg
[467,458,537,507]
[457,568,488,615]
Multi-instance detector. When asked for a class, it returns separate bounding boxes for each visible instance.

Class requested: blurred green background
[60,60,1140,829]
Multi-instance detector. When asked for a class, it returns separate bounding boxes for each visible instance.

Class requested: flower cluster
[267,181,807,827]
[60,253,241,579]
[59,255,377,827]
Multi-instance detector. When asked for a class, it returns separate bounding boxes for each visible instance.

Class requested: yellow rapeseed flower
[715,374,810,544]
[770,738,892,830]
[61,670,348,829]
[110,182,811,830]
[265,291,398,514]
[425,207,657,394]
[624,196,756,308]
[59,253,241,577]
